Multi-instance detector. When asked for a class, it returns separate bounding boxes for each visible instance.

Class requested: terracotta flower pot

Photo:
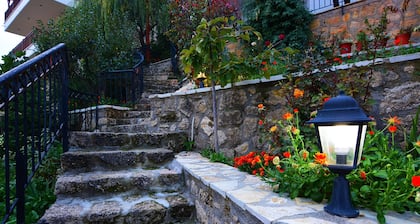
[394,33,411,46]
[339,42,352,54]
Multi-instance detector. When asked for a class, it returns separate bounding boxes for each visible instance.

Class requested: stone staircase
[39,103,194,224]
[142,59,180,97]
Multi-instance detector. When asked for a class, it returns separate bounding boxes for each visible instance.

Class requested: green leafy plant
[348,116,420,223]
[242,0,313,49]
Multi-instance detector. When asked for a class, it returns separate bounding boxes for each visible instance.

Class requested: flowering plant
[234,100,419,224]
[347,115,420,223]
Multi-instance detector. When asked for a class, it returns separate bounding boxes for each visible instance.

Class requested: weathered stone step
[39,193,194,224]
[55,167,183,198]
[69,131,187,152]
[104,124,150,133]
[61,148,174,173]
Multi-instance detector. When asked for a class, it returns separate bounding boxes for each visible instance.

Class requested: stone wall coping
[174,152,420,224]
[149,50,420,100]
[69,104,131,114]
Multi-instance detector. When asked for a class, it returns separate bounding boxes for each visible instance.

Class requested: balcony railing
[5,0,21,20]
[304,0,357,14]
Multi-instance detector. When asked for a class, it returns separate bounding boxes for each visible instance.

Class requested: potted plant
[388,0,413,45]
[355,30,368,51]
[339,38,353,54]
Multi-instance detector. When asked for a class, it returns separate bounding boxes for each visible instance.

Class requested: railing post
[61,47,69,152]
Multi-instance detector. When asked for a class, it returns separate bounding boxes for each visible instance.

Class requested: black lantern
[307,91,371,218]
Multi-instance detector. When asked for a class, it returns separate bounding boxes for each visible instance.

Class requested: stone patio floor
[174,152,420,224]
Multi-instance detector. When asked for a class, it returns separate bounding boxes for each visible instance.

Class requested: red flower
[264,40,271,47]
[388,125,397,133]
[323,97,331,103]
[276,165,284,173]
[261,61,267,65]
[278,33,285,40]
[283,151,291,158]
[293,108,299,113]
[360,171,367,180]
[272,61,277,65]
[258,120,264,126]
[412,176,420,187]
[368,130,375,135]
[252,170,257,175]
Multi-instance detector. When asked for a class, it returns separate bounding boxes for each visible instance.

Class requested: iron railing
[98,51,144,105]
[304,0,356,13]
[68,88,99,131]
[0,43,69,224]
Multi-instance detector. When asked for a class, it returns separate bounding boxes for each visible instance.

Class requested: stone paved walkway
[174,152,420,224]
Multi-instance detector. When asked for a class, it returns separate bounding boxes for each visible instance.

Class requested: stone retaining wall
[149,54,420,156]
[311,0,420,45]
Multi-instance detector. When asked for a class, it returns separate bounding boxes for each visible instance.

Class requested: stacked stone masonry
[149,53,420,156]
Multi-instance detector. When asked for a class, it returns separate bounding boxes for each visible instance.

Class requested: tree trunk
[211,80,220,152]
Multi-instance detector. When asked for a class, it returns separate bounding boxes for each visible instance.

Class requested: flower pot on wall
[339,42,352,54]
[394,33,411,45]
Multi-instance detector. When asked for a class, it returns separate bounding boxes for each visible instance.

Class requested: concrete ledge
[174,152,420,224]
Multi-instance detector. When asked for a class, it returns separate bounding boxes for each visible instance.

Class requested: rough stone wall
[311,0,420,44]
[149,57,420,156]
[182,170,263,224]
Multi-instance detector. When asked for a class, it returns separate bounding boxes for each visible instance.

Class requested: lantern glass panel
[318,125,367,166]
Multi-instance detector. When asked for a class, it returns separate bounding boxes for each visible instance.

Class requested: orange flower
[412,176,420,187]
[360,171,367,180]
[293,108,299,113]
[270,125,278,133]
[388,125,397,133]
[257,104,265,110]
[415,140,420,147]
[291,126,300,135]
[387,116,401,125]
[301,150,308,160]
[314,152,327,165]
[283,151,291,158]
[293,88,304,98]
[282,112,293,121]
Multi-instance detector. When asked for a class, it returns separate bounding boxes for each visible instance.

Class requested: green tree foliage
[33,0,138,91]
[242,0,313,49]
[0,51,26,75]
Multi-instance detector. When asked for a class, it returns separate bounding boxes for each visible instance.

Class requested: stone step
[39,193,194,224]
[55,167,183,198]
[69,131,187,152]
[61,148,174,173]
[104,124,150,133]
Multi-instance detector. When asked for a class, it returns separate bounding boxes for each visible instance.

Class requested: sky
[0,1,24,59]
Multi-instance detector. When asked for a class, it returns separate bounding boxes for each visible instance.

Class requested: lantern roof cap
[307,91,371,124]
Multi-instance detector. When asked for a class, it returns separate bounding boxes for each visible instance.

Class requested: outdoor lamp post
[197,72,207,88]
[307,91,371,218]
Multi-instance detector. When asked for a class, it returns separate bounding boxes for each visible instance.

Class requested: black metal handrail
[0,43,69,224]
[98,51,144,105]
[68,88,99,131]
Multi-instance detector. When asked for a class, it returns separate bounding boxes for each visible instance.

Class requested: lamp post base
[325,173,359,218]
